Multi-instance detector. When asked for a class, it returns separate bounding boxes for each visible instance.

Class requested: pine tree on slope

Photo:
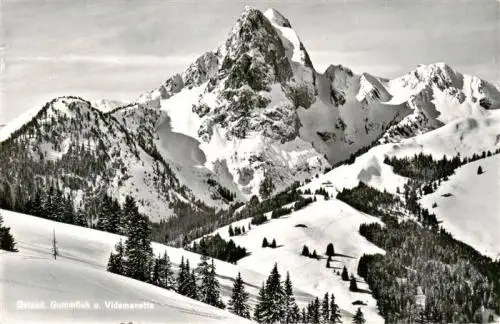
[151,251,175,289]
[326,243,335,257]
[329,293,341,323]
[197,253,211,301]
[283,271,299,323]
[199,258,225,308]
[349,275,358,292]
[177,256,188,294]
[321,292,330,322]
[228,272,251,319]
[123,209,153,281]
[312,297,320,323]
[352,307,365,324]
[107,239,124,275]
[341,266,349,281]
[0,213,17,252]
[263,263,285,323]
[254,283,267,323]
[188,269,198,300]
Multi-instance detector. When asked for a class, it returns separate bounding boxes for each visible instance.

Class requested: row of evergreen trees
[228,224,247,236]
[190,234,248,263]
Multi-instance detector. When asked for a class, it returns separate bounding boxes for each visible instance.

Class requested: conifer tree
[120,195,138,235]
[326,243,335,257]
[0,226,17,252]
[322,292,330,322]
[352,307,365,324]
[107,239,124,275]
[254,283,267,323]
[188,269,198,300]
[312,297,320,323]
[177,256,188,294]
[341,266,349,281]
[329,293,341,323]
[96,194,113,232]
[152,251,175,289]
[291,304,300,323]
[229,224,234,237]
[197,253,210,300]
[312,249,318,259]
[302,245,310,257]
[123,207,153,282]
[271,238,277,248]
[262,237,269,248]
[283,271,299,323]
[349,275,358,292]
[264,263,285,322]
[228,272,251,319]
[199,258,224,308]
[51,228,58,260]
[151,255,161,285]
[0,213,17,252]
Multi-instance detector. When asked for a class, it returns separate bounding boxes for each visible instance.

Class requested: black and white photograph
[0,0,499,323]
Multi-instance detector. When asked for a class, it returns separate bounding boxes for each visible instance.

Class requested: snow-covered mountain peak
[406,62,463,90]
[263,8,292,28]
[263,8,314,69]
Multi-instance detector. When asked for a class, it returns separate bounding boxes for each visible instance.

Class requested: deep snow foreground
[0,209,313,323]
[0,252,250,324]
[0,210,255,324]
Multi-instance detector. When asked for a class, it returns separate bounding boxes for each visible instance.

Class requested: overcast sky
[1,0,499,124]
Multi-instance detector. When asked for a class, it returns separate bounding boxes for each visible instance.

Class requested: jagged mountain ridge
[138,6,500,199]
[1,7,499,220]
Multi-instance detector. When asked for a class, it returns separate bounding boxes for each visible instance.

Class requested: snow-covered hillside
[1,205,385,323]
[420,155,500,259]
[1,251,249,324]
[301,110,500,198]
[195,197,387,323]
[295,110,500,262]
[1,209,320,323]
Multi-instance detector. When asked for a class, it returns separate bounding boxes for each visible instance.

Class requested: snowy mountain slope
[301,110,500,198]
[420,154,500,259]
[0,97,187,221]
[195,198,386,323]
[1,251,251,324]
[0,96,243,221]
[1,209,315,319]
